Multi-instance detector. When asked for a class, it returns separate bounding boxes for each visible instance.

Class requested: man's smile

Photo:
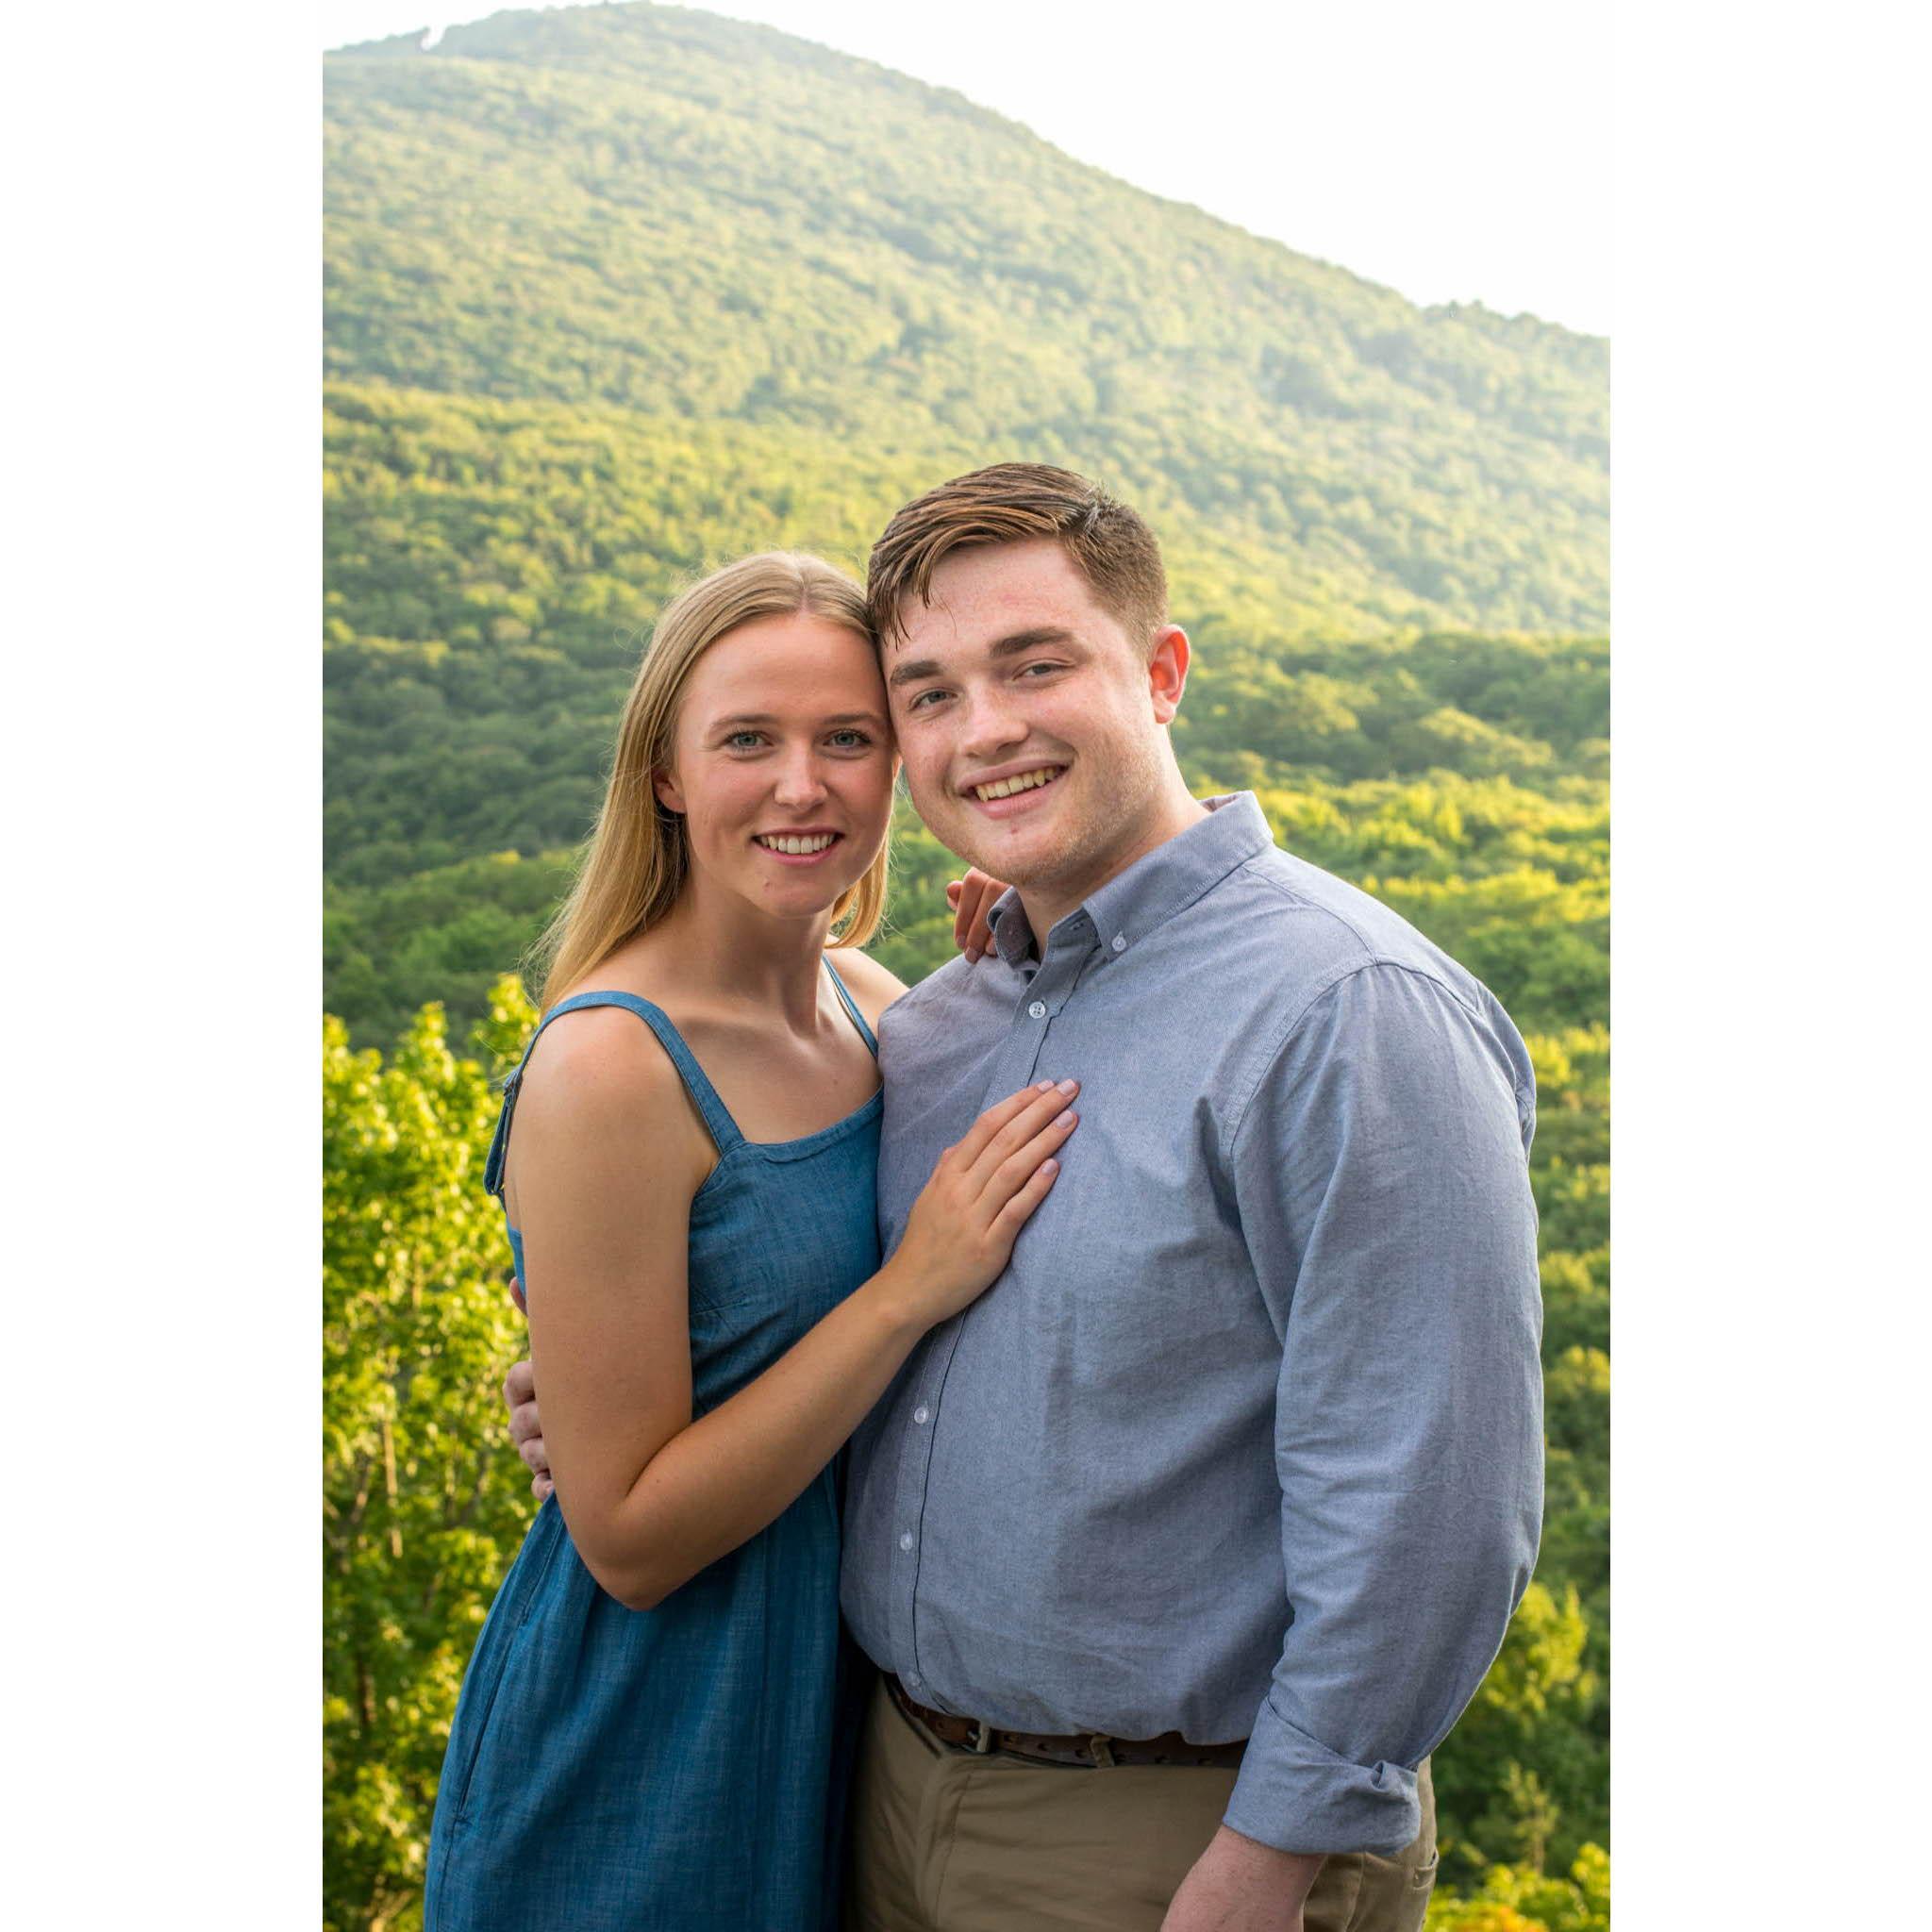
[961,762,1068,817]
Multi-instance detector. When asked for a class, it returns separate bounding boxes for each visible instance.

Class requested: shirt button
[913,1405,930,1424]
[1111,933,1127,953]
[898,1532,915,1553]
[1028,1000,1047,1019]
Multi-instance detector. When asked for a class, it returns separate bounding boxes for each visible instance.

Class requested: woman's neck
[640,882,835,1035]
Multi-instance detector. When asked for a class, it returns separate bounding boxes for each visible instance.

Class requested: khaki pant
[843,1679,1438,1932]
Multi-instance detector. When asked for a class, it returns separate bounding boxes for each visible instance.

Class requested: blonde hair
[532,552,890,1007]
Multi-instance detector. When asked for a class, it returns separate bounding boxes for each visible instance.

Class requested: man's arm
[1163,1828,1325,1932]
[1208,960,1543,1873]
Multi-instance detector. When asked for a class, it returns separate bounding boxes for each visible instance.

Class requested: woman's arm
[511,1012,1077,1611]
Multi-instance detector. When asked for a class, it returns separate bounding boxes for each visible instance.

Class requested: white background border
[6,1,1924,1920]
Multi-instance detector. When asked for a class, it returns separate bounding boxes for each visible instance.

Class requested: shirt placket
[887,920,1098,1706]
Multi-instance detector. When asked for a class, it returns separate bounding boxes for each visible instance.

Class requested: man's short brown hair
[866,463,1168,653]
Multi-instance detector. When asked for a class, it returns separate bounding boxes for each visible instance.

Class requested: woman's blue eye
[726,732,764,749]
[827,730,870,749]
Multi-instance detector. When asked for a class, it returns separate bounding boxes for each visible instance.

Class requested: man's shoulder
[1215,845,1534,1116]
[875,952,996,1061]
[1211,844,1464,994]
[880,950,976,1016]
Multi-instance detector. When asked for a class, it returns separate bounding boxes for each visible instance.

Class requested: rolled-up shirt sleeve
[1222,959,1544,1856]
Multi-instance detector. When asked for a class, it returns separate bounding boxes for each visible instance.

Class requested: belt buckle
[968,1718,995,1755]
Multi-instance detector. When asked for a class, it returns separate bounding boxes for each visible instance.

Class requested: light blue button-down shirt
[841,792,1543,1856]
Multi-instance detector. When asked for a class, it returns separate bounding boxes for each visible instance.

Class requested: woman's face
[655,611,896,926]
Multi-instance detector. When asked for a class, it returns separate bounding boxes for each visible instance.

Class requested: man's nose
[959,688,1027,761]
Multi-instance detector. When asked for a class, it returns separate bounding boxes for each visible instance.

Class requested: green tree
[1424,1843,1610,1932]
[1432,1583,1603,1880]
[323,979,538,1931]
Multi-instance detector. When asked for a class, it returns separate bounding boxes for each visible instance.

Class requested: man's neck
[1013,779,1210,946]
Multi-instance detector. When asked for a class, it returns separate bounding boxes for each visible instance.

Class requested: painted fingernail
[1056,1110,1074,1128]
[1057,1078,1078,1095]
[1037,1080,1057,1092]
[1041,1158,1058,1174]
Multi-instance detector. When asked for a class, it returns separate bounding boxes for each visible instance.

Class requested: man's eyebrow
[887,628,1077,689]
[990,626,1077,657]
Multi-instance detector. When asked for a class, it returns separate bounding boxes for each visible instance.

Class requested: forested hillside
[327,8,1605,635]
[322,9,1607,1930]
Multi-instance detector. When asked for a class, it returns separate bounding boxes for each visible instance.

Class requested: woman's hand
[944,869,1007,962]
[879,1080,1078,1327]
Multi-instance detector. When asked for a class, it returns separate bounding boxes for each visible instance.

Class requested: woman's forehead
[685,615,887,716]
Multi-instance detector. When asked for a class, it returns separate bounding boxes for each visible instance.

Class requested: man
[509,465,1543,1931]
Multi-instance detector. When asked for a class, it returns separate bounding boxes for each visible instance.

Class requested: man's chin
[916,786,1091,885]
[938,825,1068,891]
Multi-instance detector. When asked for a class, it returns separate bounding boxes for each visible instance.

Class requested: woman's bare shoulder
[827,947,908,1027]
[516,1006,693,1130]
[508,1007,713,1202]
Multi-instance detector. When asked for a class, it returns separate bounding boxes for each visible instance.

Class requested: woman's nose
[771,754,826,808]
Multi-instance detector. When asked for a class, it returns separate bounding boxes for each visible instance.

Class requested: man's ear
[1147,625,1191,725]
[653,768,686,816]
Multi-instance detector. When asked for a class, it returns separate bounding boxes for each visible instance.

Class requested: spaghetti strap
[483,991,745,1198]
[823,956,878,1058]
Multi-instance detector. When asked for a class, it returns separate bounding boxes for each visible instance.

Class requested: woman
[423,553,1075,1930]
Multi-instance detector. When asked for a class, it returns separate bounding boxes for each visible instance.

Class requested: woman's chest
[684,1024,880,1144]
[685,1129,884,1394]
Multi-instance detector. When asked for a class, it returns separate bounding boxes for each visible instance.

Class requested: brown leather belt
[887,1674,1246,1770]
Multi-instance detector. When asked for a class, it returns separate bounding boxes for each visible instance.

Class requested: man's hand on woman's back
[944,869,1005,962]
[502,1336,554,1502]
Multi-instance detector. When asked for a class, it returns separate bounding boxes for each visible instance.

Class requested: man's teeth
[974,768,1061,802]
[757,833,838,855]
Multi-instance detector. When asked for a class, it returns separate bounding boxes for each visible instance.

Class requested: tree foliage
[323,984,538,1931]
[1424,1845,1610,1932]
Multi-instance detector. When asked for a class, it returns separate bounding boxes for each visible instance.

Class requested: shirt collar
[985,791,1274,967]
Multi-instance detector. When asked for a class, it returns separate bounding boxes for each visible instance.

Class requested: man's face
[883,539,1186,905]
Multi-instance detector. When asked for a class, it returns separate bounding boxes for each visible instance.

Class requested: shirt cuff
[1222,1698,1421,1857]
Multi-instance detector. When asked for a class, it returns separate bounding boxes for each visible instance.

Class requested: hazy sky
[320,0,1611,336]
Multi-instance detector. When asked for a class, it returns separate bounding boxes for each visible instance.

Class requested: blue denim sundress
[425,963,882,1932]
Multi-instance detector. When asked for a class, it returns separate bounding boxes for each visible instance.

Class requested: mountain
[325,3,1606,637]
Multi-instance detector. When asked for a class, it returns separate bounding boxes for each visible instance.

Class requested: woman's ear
[653,769,686,816]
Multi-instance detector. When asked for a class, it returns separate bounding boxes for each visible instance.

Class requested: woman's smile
[752,827,846,865]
